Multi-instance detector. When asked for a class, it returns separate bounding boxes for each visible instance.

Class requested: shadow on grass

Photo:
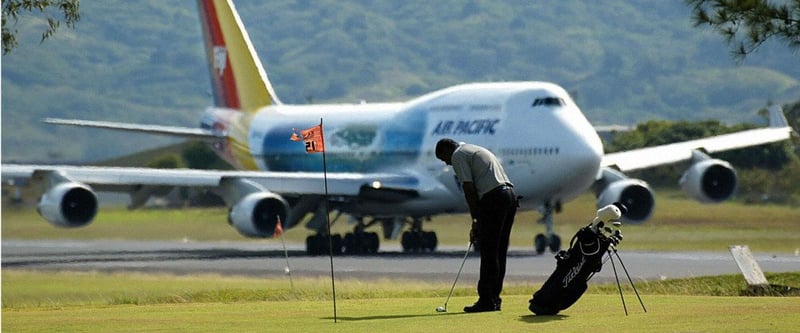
[323,312,471,321]
[518,314,569,323]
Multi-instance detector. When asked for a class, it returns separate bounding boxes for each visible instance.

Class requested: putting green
[3,271,799,332]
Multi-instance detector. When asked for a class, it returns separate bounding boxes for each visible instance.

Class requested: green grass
[6,295,800,333]
[3,271,798,308]
[4,190,800,253]
[3,191,799,332]
[3,270,799,332]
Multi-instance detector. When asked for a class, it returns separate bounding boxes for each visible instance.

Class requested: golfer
[435,138,518,313]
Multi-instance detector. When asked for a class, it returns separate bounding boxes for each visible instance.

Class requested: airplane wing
[43,118,223,141]
[1,164,419,198]
[601,105,795,172]
[2,163,422,238]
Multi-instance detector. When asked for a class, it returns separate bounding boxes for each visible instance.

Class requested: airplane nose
[564,121,604,181]
[583,132,604,166]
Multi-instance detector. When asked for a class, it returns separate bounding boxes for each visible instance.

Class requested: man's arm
[462,181,480,219]
[462,181,481,242]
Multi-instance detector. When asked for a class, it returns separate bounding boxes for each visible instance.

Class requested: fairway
[2,271,799,333]
[5,296,800,333]
[3,191,799,332]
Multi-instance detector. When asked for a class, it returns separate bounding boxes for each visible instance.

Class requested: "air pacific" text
[431,119,500,136]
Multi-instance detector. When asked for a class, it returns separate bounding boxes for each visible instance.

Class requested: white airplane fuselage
[3,0,791,255]
[205,81,604,218]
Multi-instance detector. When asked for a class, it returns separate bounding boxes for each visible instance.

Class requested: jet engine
[680,158,737,203]
[37,182,98,227]
[229,192,289,238]
[594,168,655,223]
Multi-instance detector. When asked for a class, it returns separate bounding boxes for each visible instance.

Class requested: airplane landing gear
[343,222,379,254]
[306,233,343,256]
[303,215,437,255]
[401,217,437,252]
[534,202,562,255]
[534,233,561,255]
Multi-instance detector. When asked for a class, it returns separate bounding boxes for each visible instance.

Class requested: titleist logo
[562,256,586,288]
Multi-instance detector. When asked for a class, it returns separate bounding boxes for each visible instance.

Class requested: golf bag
[528,224,613,315]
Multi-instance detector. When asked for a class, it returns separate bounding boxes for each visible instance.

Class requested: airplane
[1,0,795,255]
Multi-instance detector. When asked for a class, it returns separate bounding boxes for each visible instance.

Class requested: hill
[2,0,798,162]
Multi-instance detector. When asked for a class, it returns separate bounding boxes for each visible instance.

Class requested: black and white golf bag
[528,203,625,315]
[528,225,611,315]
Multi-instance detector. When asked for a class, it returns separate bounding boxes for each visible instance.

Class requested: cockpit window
[532,97,565,107]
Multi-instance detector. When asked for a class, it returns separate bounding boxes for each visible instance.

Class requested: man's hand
[470,219,478,243]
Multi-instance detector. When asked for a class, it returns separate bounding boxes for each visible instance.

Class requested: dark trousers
[475,186,517,304]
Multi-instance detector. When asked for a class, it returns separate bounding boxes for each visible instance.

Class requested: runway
[3,239,799,283]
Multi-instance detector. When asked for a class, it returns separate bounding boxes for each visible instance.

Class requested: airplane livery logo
[431,118,500,136]
[213,46,227,76]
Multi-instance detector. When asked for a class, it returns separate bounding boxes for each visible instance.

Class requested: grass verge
[4,191,799,253]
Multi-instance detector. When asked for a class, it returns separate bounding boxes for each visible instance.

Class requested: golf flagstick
[276,216,294,290]
[319,118,338,324]
[291,119,336,323]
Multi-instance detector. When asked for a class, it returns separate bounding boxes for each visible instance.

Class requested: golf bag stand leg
[612,248,647,313]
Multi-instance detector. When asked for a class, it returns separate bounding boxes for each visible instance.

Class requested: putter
[436,242,473,313]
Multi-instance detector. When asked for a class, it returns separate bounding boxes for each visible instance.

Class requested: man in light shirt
[435,138,519,313]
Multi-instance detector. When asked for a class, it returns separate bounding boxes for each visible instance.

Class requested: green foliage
[686,0,800,60]
[607,103,799,196]
[1,0,80,54]
[608,119,732,151]
[737,160,800,205]
[146,153,183,169]
[181,142,229,170]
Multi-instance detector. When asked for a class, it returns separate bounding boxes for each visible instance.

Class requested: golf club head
[436,306,446,313]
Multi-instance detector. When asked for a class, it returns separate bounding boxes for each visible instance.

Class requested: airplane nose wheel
[534,233,561,255]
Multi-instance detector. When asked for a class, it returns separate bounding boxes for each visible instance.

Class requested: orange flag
[274,216,284,238]
[290,124,325,153]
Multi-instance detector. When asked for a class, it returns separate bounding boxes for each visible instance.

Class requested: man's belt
[489,183,514,194]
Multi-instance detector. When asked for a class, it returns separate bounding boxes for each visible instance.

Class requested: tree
[2,0,80,55]
[147,154,183,169]
[181,142,230,170]
[607,114,797,187]
[686,0,800,60]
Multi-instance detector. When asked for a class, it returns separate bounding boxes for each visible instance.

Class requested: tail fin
[767,105,789,128]
[197,0,281,112]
